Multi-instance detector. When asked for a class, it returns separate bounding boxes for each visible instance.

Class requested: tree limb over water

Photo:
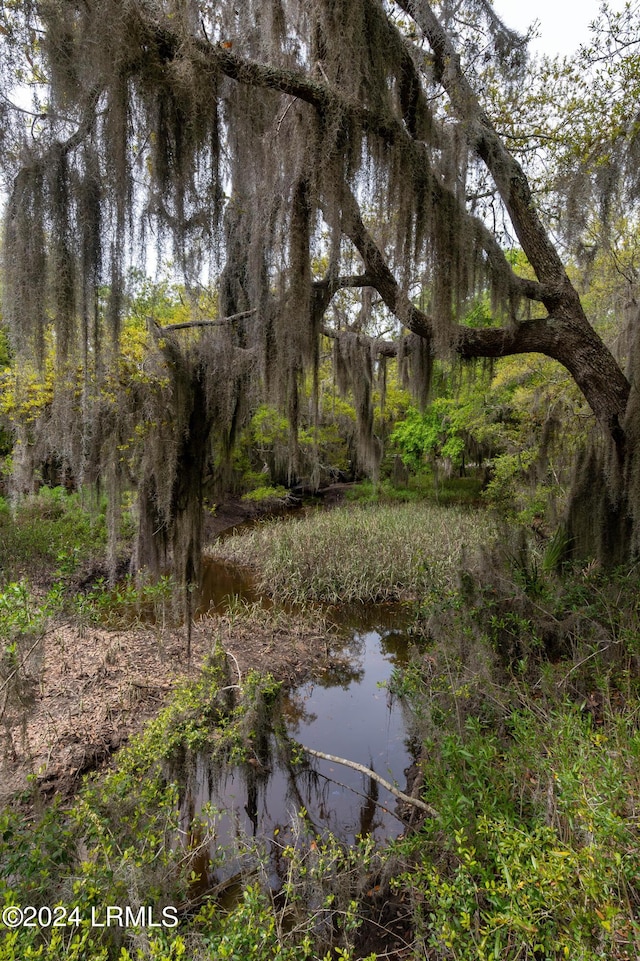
[2,0,638,565]
[301,746,438,818]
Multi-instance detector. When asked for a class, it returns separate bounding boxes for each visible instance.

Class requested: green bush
[393,709,640,959]
[241,484,290,504]
[0,487,108,580]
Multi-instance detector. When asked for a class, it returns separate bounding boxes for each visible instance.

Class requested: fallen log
[301,746,438,818]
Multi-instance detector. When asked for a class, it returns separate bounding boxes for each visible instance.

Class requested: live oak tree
[1,0,638,577]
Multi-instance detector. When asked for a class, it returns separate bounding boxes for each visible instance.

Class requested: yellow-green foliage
[481,353,587,522]
[0,314,170,454]
[241,484,290,503]
[0,352,56,427]
[393,708,640,960]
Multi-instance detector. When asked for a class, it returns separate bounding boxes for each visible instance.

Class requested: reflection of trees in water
[275,733,398,840]
[174,611,413,884]
[317,659,365,691]
[321,626,411,684]
[291,764,396,839]
[282,672,367,732]
[359,774,381,837]
[282,691,318,729]
[379,630,411,668]
[197,559,258,614]
[329,603,412,633]
[244,765,259,836]
[317,634,367,690]
[281,658,366,731]
[304,630,369,695]
[177,727,406,902]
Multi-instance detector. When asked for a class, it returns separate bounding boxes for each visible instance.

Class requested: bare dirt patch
[0,610,333,805]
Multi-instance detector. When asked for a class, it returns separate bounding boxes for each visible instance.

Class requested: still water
[178,557,414,887]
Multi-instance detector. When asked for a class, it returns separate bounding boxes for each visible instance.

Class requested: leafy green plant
[241,484,291,504]
[74,574,178,629]
[393,707,640,960]
[0,487,109,580]
[391,402,465,474]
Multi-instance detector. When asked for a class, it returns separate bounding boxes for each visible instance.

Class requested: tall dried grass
[208,503,490,604]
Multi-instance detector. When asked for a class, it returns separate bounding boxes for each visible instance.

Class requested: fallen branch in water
[301,746,438,818]
[313,770,408,824]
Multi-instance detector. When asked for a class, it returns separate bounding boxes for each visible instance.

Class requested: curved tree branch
[302,745,437,818]
[337,183,630,443]
[194,37,546,306]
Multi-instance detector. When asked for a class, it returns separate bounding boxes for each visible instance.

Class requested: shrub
[0,487,108,580]
[393,709,640,960]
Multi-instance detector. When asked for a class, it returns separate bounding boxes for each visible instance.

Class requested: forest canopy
[1,0,640,575]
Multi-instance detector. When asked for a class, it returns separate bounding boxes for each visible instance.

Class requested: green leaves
[394,706,640,959]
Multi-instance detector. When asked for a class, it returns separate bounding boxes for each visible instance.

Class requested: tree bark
[180,4,632,453]
[394,0,630,449]
[339,187,630,452]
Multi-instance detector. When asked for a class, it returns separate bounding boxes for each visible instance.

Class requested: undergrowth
[3,490,640,960]
[347,474,483,506]
[391,703,640,959]
[0,487,114,582]
[0,638,375,960]
[73,573,179,629]
[387,540,640,960]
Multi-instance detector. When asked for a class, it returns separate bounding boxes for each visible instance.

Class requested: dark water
[196,557,261,613]
[179,555,414,889]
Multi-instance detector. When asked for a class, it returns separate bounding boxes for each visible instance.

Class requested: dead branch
[130,680,174,692]
[158,308,257,332]
[301,745,437,818]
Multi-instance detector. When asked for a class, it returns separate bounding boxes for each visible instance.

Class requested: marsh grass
[208,503,490,604]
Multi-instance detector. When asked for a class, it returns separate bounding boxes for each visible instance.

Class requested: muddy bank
[1,488,356,807]
[0,610,335,805]
[202,483,352,540]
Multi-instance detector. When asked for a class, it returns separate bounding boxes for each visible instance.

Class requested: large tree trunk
[339,189,631,455]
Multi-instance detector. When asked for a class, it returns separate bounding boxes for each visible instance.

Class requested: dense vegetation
[2,490,640,959]
[2,0,640,572]
[209,502,490,603]
[2,0,640,958]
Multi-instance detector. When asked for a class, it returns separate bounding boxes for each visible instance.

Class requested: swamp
[2,0,640,958]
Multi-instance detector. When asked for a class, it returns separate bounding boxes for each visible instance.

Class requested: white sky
[492,0,608,58]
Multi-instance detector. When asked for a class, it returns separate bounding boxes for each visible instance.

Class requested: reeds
[208,503,489,604]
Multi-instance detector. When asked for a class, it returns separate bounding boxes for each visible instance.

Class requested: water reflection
[182,556,415,888]
[196,559,260,615]
[178,626,413,888]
